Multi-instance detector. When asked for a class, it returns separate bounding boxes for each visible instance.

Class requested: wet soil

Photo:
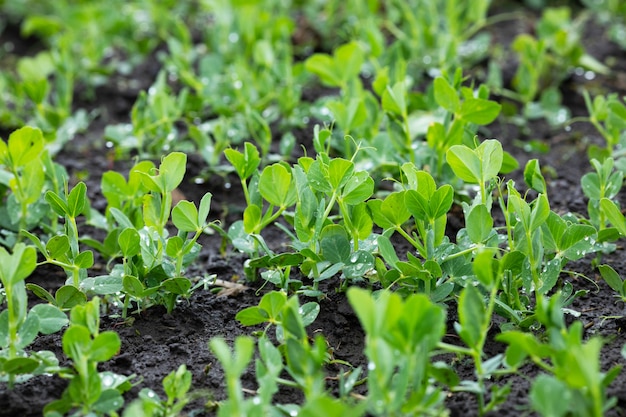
[2,6,626,417]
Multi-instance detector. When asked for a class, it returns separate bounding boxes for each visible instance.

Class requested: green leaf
[601,198,626,236]
[74,250,94,269]
[225,143,261,181]
[243,204,262,234]
[446,140,503,185]
[341,171,373,205]
[123,275,145,297]
[81,276,123,295]
[328,158,355,190]
[45,190,69,217]
[459,98,501,124]
[466,204,493,244]
[377,235,400,268]
[118,228,140,258]
[165,236,184,257]
[446,145,482,184]
[31,304,68,334]
[67,182,87,218]
[236,306,270,326]
[161,277,191,295]
[524,159,546,194]
[473,250,498,288]
[101,171,129,208]
[93,389,124,414]
[4,126,44,167]
[197,192,212,227]
[320,225,350,264]
[90,331,121,362]
[529,194,550,233]
[381,82,407,117]
[25,283,55,304]
[0,243,37,286]
[349,202,373,240]
[209,336,254,376]
[46,235,70,259]
[434,76,460,113]
[55,285,87,309]
[172,200,199,232]
[530,375,571,417]
[159,152,187,192]
[368,191,411,229]
[299,302,320,327]
[3,357,40,375]
[17,312,40,349]
[343,250,375,279]
[599,264,624,295]
[335,41,364,84]
[305,54,341,87]
[299,395,366,417]
[458,285,485,349]
[281,298,306,340]
[259,291,287,321]
[163,364,192,401]
[477,139,504,181]
[259,163,296,207]
[62,325,91,361]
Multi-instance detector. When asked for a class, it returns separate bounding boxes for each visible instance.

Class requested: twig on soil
[210,278,251,297]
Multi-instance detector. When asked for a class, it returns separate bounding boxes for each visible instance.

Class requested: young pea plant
[0,243,67,388]
[126,364,194,417]
[369,167,457,300]
[232,292,348,413]
[305,41,382,158]
[498,295,622,417]
[581,157,623,238]
[45,297,135,417]
[77,152,213,316]
[498,7,608,126]
[597,264,626,304]
[347,287,450,416]
[24,181,94,288]
[578,91,626,163]
[105,71,189,159]
[430,71,505,181]
[0,126,48,244]
[224,143,297,260]
[440,251,515,415]
[494,161,598,327]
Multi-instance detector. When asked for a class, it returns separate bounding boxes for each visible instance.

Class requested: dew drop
[368,362,376,371]
[228,32,239,43]
[101,374,114,387]
[584,71,596,80]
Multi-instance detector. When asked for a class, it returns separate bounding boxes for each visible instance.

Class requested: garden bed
[1,1,626,416]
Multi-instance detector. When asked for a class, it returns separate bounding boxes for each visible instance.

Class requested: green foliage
[127,364,193,417]
[0,243,65,387]
[498,303,621,417]
[45,297,135,416]
[348,287,449,416]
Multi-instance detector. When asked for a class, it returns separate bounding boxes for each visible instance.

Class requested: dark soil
[2,6,626,417]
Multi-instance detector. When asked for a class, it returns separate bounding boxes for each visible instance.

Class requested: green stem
[394,226,426,258]
[337,198,358,251]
